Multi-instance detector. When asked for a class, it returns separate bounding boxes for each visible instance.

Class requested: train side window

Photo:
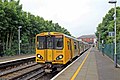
[74,42,77,50]
[67,41,70,50]
[77,41,79,49]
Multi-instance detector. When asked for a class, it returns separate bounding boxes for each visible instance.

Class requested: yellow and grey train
[36,32,90,70]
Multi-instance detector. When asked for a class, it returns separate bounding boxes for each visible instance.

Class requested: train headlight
[37,54,43,59]
[37,54,41,58]
[56,55,63,60]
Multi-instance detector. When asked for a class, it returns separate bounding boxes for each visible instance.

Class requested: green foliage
[96,7,120,44]
[0,0,71,56]
[5,48,16,56]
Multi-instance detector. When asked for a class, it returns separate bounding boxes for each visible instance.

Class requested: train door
[65,38,72,61]
[46,36,54,62]
[70,39,73,60]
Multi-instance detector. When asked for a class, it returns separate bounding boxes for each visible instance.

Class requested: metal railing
[99,43,120,65]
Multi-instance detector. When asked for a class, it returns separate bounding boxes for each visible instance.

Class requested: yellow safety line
[70,48,91,80]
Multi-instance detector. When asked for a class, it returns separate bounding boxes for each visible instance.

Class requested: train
[36,32,90,72]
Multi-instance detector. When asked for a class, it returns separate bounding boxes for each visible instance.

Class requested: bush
[5,49,16,56]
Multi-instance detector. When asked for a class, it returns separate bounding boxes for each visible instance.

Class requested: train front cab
[36,33,65,66]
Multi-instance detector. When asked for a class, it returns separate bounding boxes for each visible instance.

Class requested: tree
[96,7,120,44]
[0,0,71,55]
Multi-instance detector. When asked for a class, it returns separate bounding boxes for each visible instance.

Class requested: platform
[51,47,120,80]
[0,54,35,63]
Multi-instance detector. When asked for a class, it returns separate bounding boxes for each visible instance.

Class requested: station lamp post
[18,26,22,55]
[108,0,117,67]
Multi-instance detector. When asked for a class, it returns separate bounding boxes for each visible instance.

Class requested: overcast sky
[19,0,120,37]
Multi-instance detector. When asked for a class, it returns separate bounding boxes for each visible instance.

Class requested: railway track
[0,56,46,80]
[0,63,45,80]
[0,56,35,72]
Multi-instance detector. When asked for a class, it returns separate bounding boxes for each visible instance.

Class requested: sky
[19,0,120,37]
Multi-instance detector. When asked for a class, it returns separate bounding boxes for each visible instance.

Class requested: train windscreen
[55,36,63,49]
[37,35,63,50]
[46,36,54,49]
[37,36,46,49]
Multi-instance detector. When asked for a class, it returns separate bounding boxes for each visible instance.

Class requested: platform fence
[21,43,35,55]
[1,42,35,56]
[99,43,120,65]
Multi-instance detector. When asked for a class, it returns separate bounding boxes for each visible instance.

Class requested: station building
[77,34,97,45]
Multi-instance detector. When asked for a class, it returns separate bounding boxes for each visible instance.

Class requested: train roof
[36,32,89,44]
[64,34,80,41]
[36,32,63,36]
[37,32,79,41]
